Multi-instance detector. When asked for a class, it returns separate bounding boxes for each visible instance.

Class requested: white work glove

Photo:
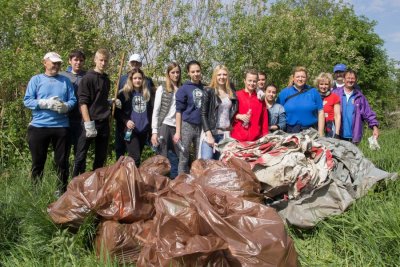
[256,88,265,100]
[108,98,122,109]
[38,96,61,110]
[84,121,97,138]
[54,101,69,114]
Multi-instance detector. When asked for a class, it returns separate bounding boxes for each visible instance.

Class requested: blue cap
[333,63,347,73]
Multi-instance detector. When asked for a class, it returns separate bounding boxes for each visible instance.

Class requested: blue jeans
[201,134,223,160]
[167,149,179,179]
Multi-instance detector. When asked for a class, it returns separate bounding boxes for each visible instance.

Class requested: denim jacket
[268,102,286,131]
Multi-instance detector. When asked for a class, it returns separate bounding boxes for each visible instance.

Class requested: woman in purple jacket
[332,69,379,144]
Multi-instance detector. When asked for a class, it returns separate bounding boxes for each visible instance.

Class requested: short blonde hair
[287,66,308,87]
[314,72,333,88]
[95,48,110,59]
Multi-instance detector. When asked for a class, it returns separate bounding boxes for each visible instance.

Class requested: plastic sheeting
[219,130,398,228]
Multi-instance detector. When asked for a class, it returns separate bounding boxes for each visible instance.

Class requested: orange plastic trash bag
[47,156,170,228]
[136,180,298,267]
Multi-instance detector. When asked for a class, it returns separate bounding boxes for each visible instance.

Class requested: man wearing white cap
[115,53,155,159]
[23,52,77,193]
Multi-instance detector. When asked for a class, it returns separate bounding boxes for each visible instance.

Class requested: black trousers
[125,130,148,167]
[115,125,126,160]
[72,120,110,177]
[27,126,68,191]
[65,120,83,172]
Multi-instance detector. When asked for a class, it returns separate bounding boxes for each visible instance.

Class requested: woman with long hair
[151,62,182,178]
[314,72,341,138]
[115,68,154,166]
[277,66,324,135]
[200,65,237,159]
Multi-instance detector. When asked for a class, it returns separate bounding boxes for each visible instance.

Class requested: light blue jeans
[201,134,223,160]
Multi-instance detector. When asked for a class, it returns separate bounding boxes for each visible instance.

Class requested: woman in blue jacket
[277,66,324,136]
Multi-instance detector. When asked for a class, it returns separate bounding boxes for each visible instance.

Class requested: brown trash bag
[136,180,298,267]
[48,156,170,227]
[95,220,153,264]
[190,158,263,203]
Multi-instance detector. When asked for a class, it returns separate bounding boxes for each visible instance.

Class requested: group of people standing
[23,49,379,194]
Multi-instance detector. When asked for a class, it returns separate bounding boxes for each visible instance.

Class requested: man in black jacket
[72,49,111,177]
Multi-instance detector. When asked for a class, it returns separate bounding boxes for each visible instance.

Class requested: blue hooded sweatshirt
[175,81,204,125]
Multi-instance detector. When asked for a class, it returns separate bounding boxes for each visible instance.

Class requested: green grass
[0,129,399,266]
[291,129,400,266]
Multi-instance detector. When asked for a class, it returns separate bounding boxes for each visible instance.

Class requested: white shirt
[151,85,176,134]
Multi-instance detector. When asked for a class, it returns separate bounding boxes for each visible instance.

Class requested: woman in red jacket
[231,69,268,141]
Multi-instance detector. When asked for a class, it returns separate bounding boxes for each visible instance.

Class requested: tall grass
[291,129,400,266]
[0,129,399,266]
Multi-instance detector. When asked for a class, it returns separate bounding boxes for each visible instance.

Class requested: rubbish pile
[219,129,397,228]
[48,129,397,265]
[48,155,299,266]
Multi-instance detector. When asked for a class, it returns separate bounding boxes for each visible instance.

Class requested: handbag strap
[285,87,311,103]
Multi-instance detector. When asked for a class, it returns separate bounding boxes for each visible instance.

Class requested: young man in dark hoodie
[59,50,86,168]
[72,49,111,177]
[173,60,204,174]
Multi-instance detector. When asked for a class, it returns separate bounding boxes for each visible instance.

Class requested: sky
[346,0,400,63]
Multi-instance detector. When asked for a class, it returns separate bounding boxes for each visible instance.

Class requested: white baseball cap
[128,53,142,63]
[43,52,63,63]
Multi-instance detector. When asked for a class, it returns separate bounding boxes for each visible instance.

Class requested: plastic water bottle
[243,109,252,129]
[158,135,165,145]
[176,140,185,153]
[124,129,132,141]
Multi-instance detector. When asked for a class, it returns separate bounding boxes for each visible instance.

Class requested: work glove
[108,98,122,109]
[54,101,69,114]
[38,96,61,110]
[256,88,265,100]
[84,121,97,138]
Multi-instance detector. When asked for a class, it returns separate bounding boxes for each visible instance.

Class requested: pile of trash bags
[219,129,397,228]
[48,129,397,265]
[48,155,298,266]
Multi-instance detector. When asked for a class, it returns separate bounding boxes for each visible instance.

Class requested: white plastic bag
[368,136,380,150]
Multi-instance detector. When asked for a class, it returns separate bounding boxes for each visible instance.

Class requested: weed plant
[0,129,399,266]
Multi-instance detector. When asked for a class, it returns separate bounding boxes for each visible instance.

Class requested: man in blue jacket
[23,52,77,192]
[332,69,379,144]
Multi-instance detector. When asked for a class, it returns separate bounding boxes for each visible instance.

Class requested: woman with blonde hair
[230,69,268,141]
[115,68,154,166]
[200,65,237,159]
[151,62,182,178]
[314,72,341,138]
[277,66,324,135]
